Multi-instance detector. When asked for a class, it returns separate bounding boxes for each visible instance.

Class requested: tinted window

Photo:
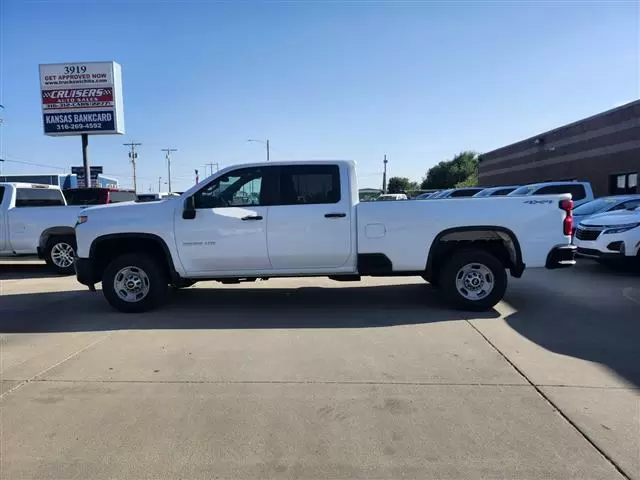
[491,187,517,196]
[509,185,536,196]
[64,189,103,205]
[15,188,65,207]
[109,191,137,203]
[573,198,615,215]
[536,184,586,200]
[279,165,340,205]
[0,186,4,204]
[136,194,159,202]
[194,167,267,209]
[612,199,640,211]
[450,188,482,197]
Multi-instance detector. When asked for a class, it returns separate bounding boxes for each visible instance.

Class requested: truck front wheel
[45,236,77,275]
[102,254,168,313]
[438,249,507,311]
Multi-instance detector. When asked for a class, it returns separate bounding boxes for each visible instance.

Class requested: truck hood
[83,198,180,217]
[580,208,640,227]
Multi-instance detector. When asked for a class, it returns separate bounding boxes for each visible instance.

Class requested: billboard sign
[71,165,104,187]
[39,62,125,136]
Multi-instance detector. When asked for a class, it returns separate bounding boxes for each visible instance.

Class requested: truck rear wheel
[102,254,168,313]
[439,249,507,311]
[45,235,77,275]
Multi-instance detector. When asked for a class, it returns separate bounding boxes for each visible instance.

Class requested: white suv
[574,207,640,263]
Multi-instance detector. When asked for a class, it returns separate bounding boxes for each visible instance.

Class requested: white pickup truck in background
[0,183,82,274]
[74,160,577,313]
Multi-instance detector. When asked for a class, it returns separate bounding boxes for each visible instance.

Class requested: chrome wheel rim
[50,242,75,268]
[455,263,494,301]
[113,266,151,303]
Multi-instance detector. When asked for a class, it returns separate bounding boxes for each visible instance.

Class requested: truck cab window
[0,186,5,204]
[15,188,65,207]
[279,165,340,205]
[194,168,265,208]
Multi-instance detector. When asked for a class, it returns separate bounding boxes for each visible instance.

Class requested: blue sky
[1,0,638,191]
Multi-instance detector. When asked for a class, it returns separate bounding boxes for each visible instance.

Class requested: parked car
[431,187,485,199]
[415,191,441,199]
[136,192,180,203]
[0,183,84,274]
[572,195,640,233]
[376,193,408,201]
[574,206,640,265]
[508,181,594,207]
[64,187,137,206]
[473,186,520,197]
[74,160,575,313]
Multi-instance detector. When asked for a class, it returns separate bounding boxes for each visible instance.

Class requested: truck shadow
[0,283,499,333]
[502,282,640,388]
[0,263,58,280]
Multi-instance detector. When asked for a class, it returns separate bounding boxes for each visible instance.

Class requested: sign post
[39,61,124,187]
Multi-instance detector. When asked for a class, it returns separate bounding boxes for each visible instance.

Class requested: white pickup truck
[74,160,577,313]
[0,183,82,274]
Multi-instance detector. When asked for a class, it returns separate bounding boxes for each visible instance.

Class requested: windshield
[508,185,537,196]
[573,198,619,216]
[64,189,103,205]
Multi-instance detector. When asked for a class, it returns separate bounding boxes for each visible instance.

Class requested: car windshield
[573,198,620,216]
[508,185,537,196]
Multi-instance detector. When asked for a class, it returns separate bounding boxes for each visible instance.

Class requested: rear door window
[278,165,341,205]
[15,188,66,207]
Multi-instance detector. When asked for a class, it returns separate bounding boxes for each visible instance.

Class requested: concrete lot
[0,259,638,479]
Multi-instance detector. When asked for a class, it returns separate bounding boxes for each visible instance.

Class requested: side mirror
[183,196,196,220]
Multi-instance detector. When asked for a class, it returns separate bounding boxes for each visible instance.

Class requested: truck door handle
[324,213,346,218]
[242,215,263,221]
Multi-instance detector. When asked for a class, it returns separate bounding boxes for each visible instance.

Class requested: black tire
[102,253,168,313]
[438,248,507,311]
[44,235,77,275]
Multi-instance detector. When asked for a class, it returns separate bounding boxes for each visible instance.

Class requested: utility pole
[195,169,199,185]
[123,142,142,192]
[158,176,162,193]
[382,154,388,194]
[266,139,270,162]
[205,162,219,176]
[161,148,177,192]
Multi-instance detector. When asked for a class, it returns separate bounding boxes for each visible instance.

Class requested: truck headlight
[603,222,640,234]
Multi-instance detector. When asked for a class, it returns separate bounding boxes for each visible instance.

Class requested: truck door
[174,166,275,274]
[267,164,353,270]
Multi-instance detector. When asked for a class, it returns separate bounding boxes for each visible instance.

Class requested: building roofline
[482,99,640,157]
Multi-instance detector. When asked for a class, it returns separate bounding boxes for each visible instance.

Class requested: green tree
[420,151,479,189]
[387,176,418,194]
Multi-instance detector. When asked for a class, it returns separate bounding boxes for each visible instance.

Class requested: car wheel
[439,248,507,311]
[45,235,77,275]
[102,254,168,313]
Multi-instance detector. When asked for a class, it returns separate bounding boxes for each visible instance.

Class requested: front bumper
[546,244,577,269]
[75,256,98,290]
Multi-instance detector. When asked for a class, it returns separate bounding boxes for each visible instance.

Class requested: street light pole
[248,139,270,162]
